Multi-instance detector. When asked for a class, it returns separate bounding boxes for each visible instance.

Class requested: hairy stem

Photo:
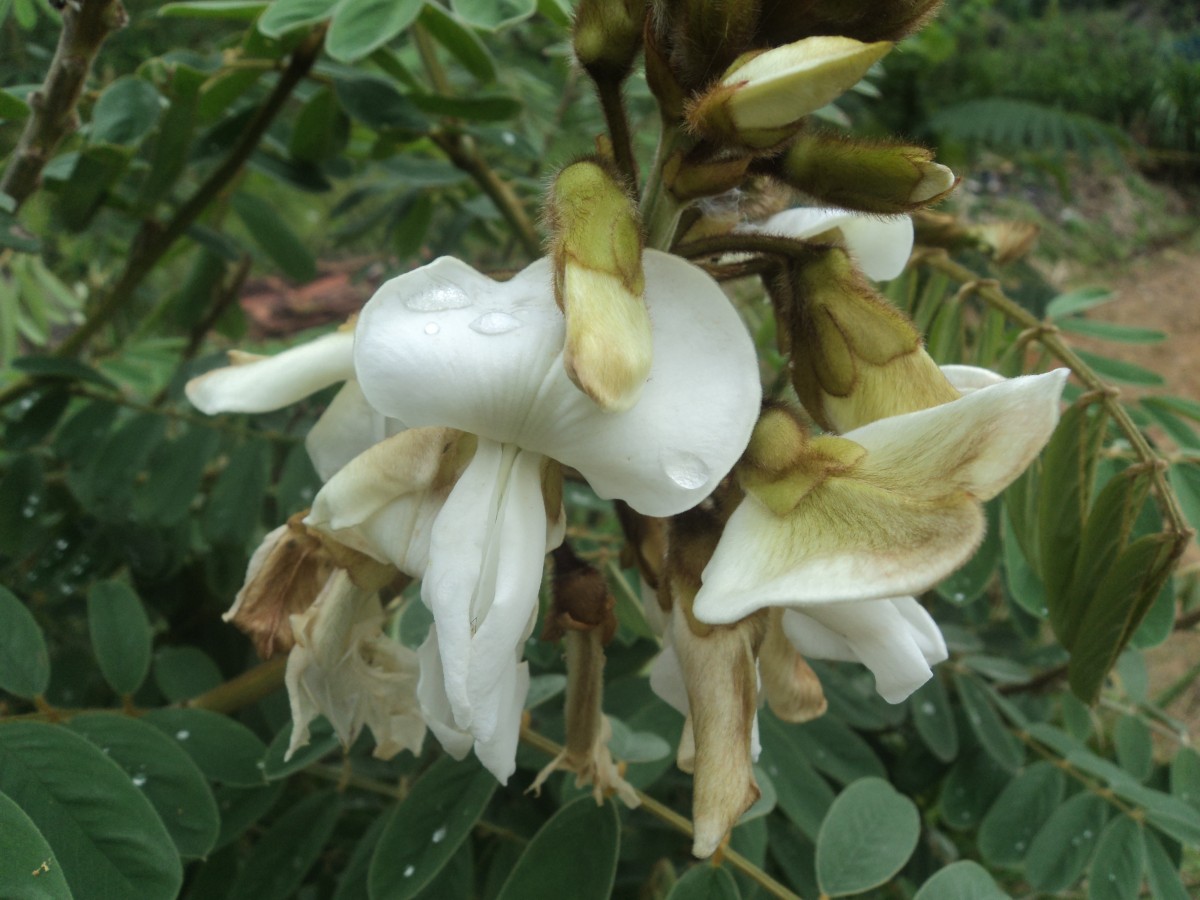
[0,0,129,210]
[593,76,639,194]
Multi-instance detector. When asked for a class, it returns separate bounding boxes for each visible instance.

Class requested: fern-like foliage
[928,98,1130,164]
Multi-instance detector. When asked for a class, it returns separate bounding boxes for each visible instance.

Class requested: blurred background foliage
[2,1,1200,899]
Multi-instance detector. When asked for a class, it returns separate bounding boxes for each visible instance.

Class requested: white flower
[343,250,761,781]
[693,369,1068,703]
[750,206,914,281]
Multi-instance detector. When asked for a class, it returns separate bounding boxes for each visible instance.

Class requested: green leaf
[257,0,337,36]
[0,586,50,699]
[67,713,220,859]
[391,191,435,259]
[368,756,497,900]
[1170,463,1200,543]
[213,782,284,850]
[87,581,152,695]
[142,708,268,787]
[12,355,116,389]
[334,813,387,900]
[0,454,45,558]
[977,761,1065,866]
[232,193,317,281]
[1170,747,1200,812]
[410,92,522,121]
[1087,816,1143,900]
[1002,506,1047,617]
[939,748,1010,832]
[0,722,182,900]
[790,715,885,784]
[56,145,129,231]
[228,791,341,900]
[289,87,350,163]
[1142,830,1189,900]
[1025,792,1108,892]
[1046,286,1114,320]
[202,440,270,548]
[909,676,958,763]
[153,646,224,702]
[494,797,620,900]
[451,0,536,30]
[326,0,423,63]
[1113,714,1152,781]
[334,76,429,133]
[0,87,31,120]
[261,716,340,779]
[136,66,204,213]
[5,387,71,450]
[758,711,835,841]
[1074,349,1164,386]
[1068,534,1175,703]
[159,1,268,19]
[74,412,167,518]
[953,673,1023,772]
[133,428,220,525]
[91,77,163,146]
[1058,317,1165,343]
[912,861,1005,900]
[666,864,741,900]
[418,3,496,82]
[1140,400,1200,450]
[607,716,671,764]
[0,788,74,900]
[815,778,920,897]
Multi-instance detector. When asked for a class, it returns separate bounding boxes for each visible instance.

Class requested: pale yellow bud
[549,160,652,411]
[574,0,646,81]
[778,133,956,214]
[788,249,960,432]
[689,37,892,149]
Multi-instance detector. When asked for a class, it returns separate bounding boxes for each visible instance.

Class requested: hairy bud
[574,0,646,82]
[688,37,891,150]
[547,159,652,411]
[784,249,960,432]
[755,0,944,45]
[776,132,956,214]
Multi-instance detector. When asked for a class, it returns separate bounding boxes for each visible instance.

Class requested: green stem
[0,0,129,210]
[641,123,686,251]
[593,75,639,194]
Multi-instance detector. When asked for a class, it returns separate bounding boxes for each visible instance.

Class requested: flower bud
[786,248,959,432]
[548,159,652,412]
[654,0,762,92]
[662,149,751,202]
[573,0,646,82]
[688,37,891,150]
[776,133,956,214]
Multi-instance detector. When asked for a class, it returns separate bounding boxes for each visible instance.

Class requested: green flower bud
[786,248,960,432]
[755,0,944,45]
[548,159,652,412]
[776,132,956,214]
[574,0,646,82]
[688,37,891,150]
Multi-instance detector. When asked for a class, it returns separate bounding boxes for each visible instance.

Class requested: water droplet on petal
[424,322,440,335]
[660,450,710,490]
[403,865,416,878]
[469,311,521,335]
[431,826,447,844]
[405,284,471,312]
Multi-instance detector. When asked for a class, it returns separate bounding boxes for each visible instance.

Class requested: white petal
[846,369,1069,501]
[306,382,402,482]
[940,364,1005,395]
[354,252,761,517]
[694,482,983,623]
[417,628,474,760]
[755,208,913,281]
[186,330,353,414]
[423,441,557,738]
[781,599,945,703]
[470,660,528,784]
